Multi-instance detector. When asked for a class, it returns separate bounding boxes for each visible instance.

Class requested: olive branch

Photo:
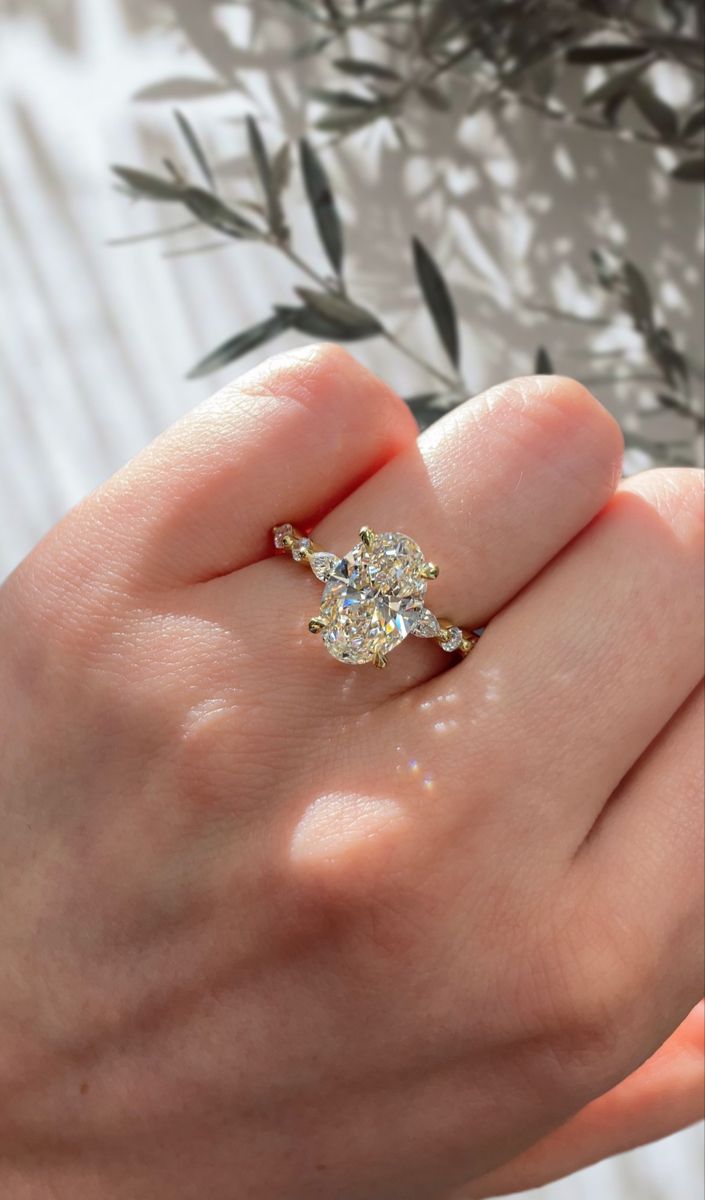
[111,0,704,460]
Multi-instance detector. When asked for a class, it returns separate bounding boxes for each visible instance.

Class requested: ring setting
[273,523,479,669]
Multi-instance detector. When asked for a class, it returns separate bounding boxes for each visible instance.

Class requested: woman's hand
[0,346,702,1200]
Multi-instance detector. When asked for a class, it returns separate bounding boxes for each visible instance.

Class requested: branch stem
[276,241,461,390]
[382,327,460,390]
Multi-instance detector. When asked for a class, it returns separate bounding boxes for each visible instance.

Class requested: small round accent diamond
[273,523,295,550]
[440,626,463,653]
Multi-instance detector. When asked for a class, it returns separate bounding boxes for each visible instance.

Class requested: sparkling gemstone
[318,532,428,664]
[413,608,441,639]
[292,537,312,561]
[310,551,337,581]
[440,626,463,653]
[365,532,427,597]
[273,523,294,549]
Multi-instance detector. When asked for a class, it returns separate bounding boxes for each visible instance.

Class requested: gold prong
[359,526,375,548]
[460,634,479,656]
[373,652,388,669]
[420,561,439,580]
[308,617,326,634]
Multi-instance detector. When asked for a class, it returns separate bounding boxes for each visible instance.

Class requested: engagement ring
[273,523,479,669]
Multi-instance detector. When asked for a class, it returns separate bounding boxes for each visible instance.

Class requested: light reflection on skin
[291,658,509,871]
[404,757,435,792]
[391,742,433,793]
[394,689,464,791]
[289,791,409,874]
[477,665,503,704]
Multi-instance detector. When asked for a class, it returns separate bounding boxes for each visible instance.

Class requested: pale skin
[0,345,703,1200]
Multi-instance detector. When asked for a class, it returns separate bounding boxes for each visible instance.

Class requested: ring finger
[231,373,623,701]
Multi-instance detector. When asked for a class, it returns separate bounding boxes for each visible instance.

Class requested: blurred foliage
[296,0,704,182]
[113,0,704,462]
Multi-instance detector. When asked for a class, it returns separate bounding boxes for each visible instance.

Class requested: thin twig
[580,371,667,386]
[277,241,461,390]
[518,91,701,153]
[382,327,460,391]
[527,303,613,327]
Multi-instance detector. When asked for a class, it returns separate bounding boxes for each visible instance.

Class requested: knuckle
[286,342,415,434]
[233,341,415,442]
[519,901,638,1104]
[256,341,355,399]
[478,375,624,498]
[285,340,356,373]
[506,373,622,442]
[544,376,625,471]
[624,466,705,547]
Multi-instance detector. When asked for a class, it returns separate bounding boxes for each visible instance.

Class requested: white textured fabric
[0,6,702,1197]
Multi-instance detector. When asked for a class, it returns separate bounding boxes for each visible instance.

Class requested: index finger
[25,345,417,591]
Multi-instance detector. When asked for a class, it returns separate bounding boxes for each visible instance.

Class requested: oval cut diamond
[365,532,427,597]
[319,533,427,664]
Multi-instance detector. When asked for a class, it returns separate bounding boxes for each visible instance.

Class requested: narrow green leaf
[647,328,690,387]
[641,30,705,55]
[582,62,649,108]
[182,187,260,237]
[299,139,344,276]
[534,346,555,375]
[405,392,441,407]
[175,110,215,191]
[293,35,335,60]
[275,304,380,341]
[567,43,649,64]
[591,248,618,291]
[334,57,401,82]
[630,82,678,140]
[623,262,654,331]
[405,392,443,428]
[530,61,557,98]
[270,142,292,197]
[133,77,233,102]
[314,109,382,134]
[658,392,687,413]
[295,288,382,333]
[111,165,185,201]
[280,0,325,18]
[321,0,343,22]
[682,102,705,140]
[412,236,460,370]
[355,0,415,23]
[603,88,630,125]
[188,313,294,379]
[310,87,379,109]
[421,0,458,49]
[417,83,451,112]
[246,116,288,240]
[671,157,705,182]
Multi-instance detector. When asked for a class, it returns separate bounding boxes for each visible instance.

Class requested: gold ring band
[273,523,479,669]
